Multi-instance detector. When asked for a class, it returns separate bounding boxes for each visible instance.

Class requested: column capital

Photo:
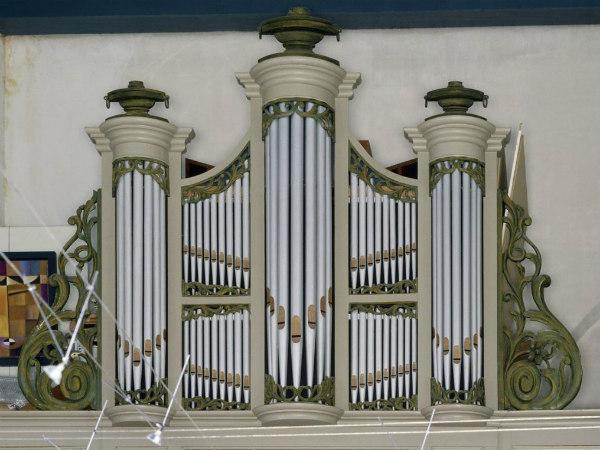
[86,116,194,163]
[249,55,351,108]
[404,115,506,163]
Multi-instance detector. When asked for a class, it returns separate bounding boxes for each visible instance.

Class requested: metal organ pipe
[116,179,125,389]
[304,102,317,389]
[277,103,290,388]
[290,108,304,389]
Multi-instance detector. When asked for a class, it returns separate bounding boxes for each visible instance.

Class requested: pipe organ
[9,4,568,430]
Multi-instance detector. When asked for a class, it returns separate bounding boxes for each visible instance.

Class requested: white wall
[3,25,600,408]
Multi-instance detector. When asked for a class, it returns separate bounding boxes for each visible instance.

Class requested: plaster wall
[2,25,600,409]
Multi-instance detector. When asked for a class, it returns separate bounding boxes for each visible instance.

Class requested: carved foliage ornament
[500,192,582,410]
[182,304,249,321]
[430,158,485,194]
[265,374,334,406]
[350,149,417,203]
[431,377,485,405]
[112,158,169,197]
[262,98,335,141]
[18,191,101,410]
[181,147,249,204]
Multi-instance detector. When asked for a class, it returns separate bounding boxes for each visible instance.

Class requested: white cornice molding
[404,115,503,162]
[90,116,191,163]
[85,126,111,154]
[249,55,348,108]
[235,72,261,99]
[338,72,362,99]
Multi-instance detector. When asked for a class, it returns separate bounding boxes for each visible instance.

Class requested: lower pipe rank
[349,304,417,410]
[431,160,484,405]
[181,305,250,410]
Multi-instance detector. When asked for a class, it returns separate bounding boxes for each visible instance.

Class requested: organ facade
[0,7,589,450]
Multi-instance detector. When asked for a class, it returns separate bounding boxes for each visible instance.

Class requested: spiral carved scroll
[500,192,582,410]
[17,190,101,410]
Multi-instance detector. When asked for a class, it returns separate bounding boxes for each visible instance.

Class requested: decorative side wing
[500,191,582,409]
[17,190,101,410]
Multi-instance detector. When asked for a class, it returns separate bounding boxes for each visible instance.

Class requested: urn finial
[424,81,488,119]
[258,7,341,64]
[104,81,170,121]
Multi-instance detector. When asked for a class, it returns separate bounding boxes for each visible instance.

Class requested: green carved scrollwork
[181,147,249,204]
[18,190,101,410]
[350,149,417,203]
[112,158,169,196]
[430,158,485,194]
[349,303,416,318]
[183,282,249,297]
[500,192,582,410]
[349,280,418,295]
[265,374,334,406]
[116,378,167,407]
[263,98,334,140]
[351,396,417,411]
[431,378,485,405]
[182,304,248,321]
[182,397,249,411]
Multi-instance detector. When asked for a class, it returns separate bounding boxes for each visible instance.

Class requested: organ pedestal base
[106,404,170,427]
[421,404,493,425]
[254,403,344,426]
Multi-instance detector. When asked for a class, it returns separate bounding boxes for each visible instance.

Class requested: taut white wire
[43,435,63,450]
[85,400,108,450]
[420,407,435,450]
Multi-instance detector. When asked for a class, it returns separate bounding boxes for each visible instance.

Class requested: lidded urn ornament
[424,81,488,119]
[104,80,170,121]
[258,6,341,64]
